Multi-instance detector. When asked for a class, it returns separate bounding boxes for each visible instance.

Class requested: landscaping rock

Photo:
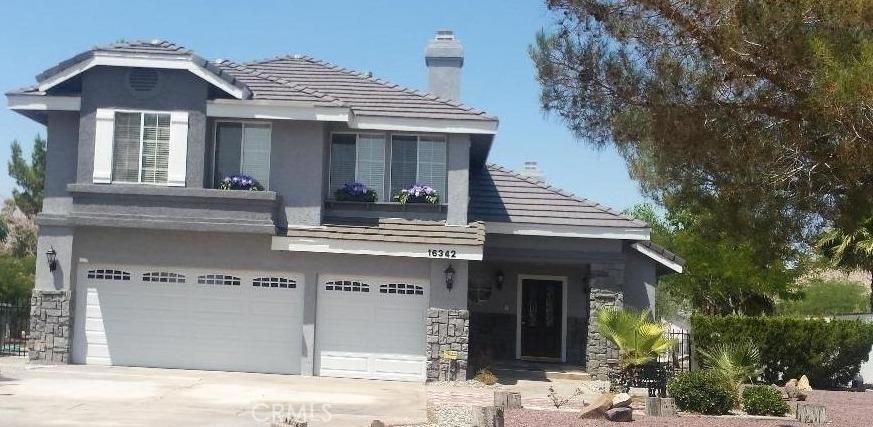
[579,392,614,419]
[494,390,522,410]
[785,383,800,400]
[785,378,798,388]
[612,393,632,408]
[605,407,633,422]
[798,375,812,392]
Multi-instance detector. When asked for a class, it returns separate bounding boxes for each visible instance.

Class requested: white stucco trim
[271,235,483,261]
[206,99,349,122]
[36,54,247,99]
[167,111,189,187]
[485,221,650,240]
[7,94,81,111]
[516,274,568,363]
[631,242,683,273]
[349,113,498,135]
[92,108,116,184]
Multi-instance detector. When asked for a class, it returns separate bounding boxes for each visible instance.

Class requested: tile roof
[244,55,496,121]
[285,217,485,246]
[15,40,496,123]
[469,164,649,229]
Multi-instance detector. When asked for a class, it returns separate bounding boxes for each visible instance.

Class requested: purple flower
[218,174,263,191]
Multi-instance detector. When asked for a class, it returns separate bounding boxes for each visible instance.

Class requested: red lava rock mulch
[505,390,873,426]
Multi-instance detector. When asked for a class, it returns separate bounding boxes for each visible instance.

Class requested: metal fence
[659,330,693,374]
[0,302,29,357]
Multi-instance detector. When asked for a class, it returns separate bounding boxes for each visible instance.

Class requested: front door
[520,278,563,360]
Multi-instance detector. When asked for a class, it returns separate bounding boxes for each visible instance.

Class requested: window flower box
[393,184,440,204]
[218,174,264,191]
[334,182,378,203]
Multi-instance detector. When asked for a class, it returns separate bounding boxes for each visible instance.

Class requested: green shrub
[742,385,789,416]
[777,279,869,316]
[692,315,873,388]
[667,370,735,415]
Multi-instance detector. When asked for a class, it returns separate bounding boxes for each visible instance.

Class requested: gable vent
[128,68,160,92]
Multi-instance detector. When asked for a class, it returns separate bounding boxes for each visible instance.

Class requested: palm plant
[698,340,763,405]
[595,308,675,367]
[816,213,873,312]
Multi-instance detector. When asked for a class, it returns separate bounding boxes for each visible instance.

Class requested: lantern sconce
[46,247,58,272]
[495,270,505,290]
[444,265,456,291]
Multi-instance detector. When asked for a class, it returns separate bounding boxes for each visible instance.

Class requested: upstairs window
[329,133,386,200]
[390,135,447,201]
[213,122,272,189]
[113,112,171,184]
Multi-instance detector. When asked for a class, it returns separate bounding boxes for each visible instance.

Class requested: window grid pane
[329,134,357,193]
[356,134,385,200]
[140,113,171,184]
[214,123,242,187]
[112,112,142,183]
[417,137,447,200]
[390,136,418,197]
[240,124,272,189]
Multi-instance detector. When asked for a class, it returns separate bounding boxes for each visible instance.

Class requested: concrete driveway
[0,358,426,427]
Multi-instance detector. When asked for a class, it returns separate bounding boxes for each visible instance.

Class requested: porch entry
[518,277,566,361]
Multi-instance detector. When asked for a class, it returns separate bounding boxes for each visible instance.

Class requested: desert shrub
[698,340,763,403]
[473,368,497,385]
[692,315,873,388]
[667,370,735,415]
[742,385,789,416]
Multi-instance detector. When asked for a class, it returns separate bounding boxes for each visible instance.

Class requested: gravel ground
[505,390,873,426]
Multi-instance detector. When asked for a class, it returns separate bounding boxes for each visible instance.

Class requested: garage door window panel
[87,269,131,281]
[325,280,370,292]
[142,272,186,283]
[379,283,424,295]
[197,274,241,286]
[253,277,297,289]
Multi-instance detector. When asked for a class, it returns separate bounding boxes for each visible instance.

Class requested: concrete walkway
[0,358,426,427]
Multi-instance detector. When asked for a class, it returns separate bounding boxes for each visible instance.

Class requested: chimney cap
[435,30,456,40]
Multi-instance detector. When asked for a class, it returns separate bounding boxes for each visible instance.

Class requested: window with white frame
[112,112,171,184]
[390,135,447,200]
[213,122,272,189]
[329,133,386,199]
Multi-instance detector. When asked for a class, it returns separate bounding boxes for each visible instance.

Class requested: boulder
[605,407,634,422]
[785,384,800,400]
[796,389,808,401]
[579,393,614,419]
[785,378,798,388]
[798,375,812,392]
[612,393,632,408]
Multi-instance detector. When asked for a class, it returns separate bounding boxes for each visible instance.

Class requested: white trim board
[350,113,498,135]
[7,94,81,111]
[515,275,568,362]
[37,53,247,99]
[207,99,349,122]
[632,242,683,273]
[485,221,651,240]
[271,235,483,261]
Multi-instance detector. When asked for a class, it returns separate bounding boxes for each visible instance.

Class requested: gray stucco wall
[76,67,208,187]
[270,120,325,227]
[43,111,79,215]
[623,248,658,313]
[446,134,470,225]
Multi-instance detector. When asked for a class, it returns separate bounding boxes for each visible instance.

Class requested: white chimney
[520,161,544,183]
[425,30,463,101]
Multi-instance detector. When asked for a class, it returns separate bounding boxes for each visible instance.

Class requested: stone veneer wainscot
[28,289,73,363]
[426,308,469,381]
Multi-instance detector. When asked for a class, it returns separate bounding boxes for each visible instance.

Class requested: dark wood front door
[520,279,563,360]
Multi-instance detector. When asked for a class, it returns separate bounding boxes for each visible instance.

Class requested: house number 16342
[428,249,457,258]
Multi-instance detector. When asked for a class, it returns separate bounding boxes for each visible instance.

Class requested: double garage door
[76,265,304,374]
[76,265,428,381]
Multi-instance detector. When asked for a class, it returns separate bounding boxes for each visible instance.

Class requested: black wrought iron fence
[659,330,693,374]
[0,302,29,357]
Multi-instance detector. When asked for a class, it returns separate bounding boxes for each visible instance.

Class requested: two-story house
[6,32,682,382]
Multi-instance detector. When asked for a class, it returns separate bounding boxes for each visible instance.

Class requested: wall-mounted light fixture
[46,247,58,272]
[444,265,456,290]
[495,270,505,290]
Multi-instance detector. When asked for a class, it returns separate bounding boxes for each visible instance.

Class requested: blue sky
[0,0,647,210]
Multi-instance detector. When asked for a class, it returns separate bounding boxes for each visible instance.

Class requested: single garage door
[75,265,303,374]
[316,277,428,382]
